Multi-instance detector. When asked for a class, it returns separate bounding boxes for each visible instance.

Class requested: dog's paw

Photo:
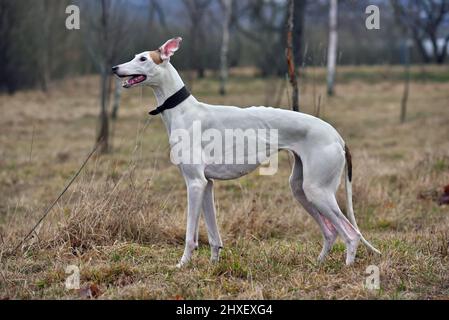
[210,245,222,263]
[176,257,189,268]
[210,256,220,263]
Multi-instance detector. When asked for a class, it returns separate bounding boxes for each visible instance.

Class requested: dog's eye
[139,56,147,62]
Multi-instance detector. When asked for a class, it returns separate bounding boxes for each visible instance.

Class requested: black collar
[149,86,191,116]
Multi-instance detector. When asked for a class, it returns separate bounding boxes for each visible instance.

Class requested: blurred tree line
[1,0,448,94]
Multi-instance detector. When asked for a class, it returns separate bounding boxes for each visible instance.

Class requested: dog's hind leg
[301,144,361,265]
[202,179,223,262]
[308,191,361,265]
[289,153,338,263]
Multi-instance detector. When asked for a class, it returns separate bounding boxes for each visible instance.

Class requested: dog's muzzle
[111,66,147,88]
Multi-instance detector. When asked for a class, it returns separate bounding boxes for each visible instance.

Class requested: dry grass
[0,65,449,299]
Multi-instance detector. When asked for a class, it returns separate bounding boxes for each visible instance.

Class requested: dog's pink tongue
[123,76,145,88]
[130,76,144,85]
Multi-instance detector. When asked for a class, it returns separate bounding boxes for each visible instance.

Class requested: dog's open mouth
[120,75,147,88]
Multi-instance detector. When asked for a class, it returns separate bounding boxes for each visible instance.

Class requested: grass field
[0,65,449,299]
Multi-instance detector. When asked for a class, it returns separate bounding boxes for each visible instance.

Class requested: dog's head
[112,37,182,89]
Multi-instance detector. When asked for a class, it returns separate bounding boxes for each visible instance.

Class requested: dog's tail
[344,145,381,255]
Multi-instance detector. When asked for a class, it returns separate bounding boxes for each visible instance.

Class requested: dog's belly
[204,163,260,180]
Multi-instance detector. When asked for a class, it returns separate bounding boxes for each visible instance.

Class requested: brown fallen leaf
[438,195,449,206]
[79,283,102,299]
[438,184,449,206]
[383,201,396,209]
[444,184,449,195]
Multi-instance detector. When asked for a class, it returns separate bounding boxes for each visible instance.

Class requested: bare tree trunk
[219,0,232,96]
[286,0,299,112]
[190,11,202,80]
[39,0,51,93]
[183,0,212,85]
[195,26,206,79]
[187,22,197,90]
[401,39,412,124]
[436,36,449,64]
[98,67,110,153]
[148,0,166,28]
[111,77,122,120]
[413,34,431,64]
[293,0,307,67]
[327,0,338,96]
[97,0,110,153]
[82,0,130,152]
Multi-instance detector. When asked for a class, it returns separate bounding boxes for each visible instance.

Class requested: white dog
[112,37,380,267]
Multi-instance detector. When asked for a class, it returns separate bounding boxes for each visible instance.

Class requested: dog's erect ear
[159,37,182,61]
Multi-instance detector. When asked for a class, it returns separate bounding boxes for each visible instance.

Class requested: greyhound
[112,37,380,267]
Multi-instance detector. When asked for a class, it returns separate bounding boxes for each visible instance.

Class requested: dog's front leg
[202,180,223,262]
[177,178,207,268]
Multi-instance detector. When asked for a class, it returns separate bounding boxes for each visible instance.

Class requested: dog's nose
[112,66,119,73]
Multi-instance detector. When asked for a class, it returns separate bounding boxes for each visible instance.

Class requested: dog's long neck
[151,62,197,133]
[152,63,185,107]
